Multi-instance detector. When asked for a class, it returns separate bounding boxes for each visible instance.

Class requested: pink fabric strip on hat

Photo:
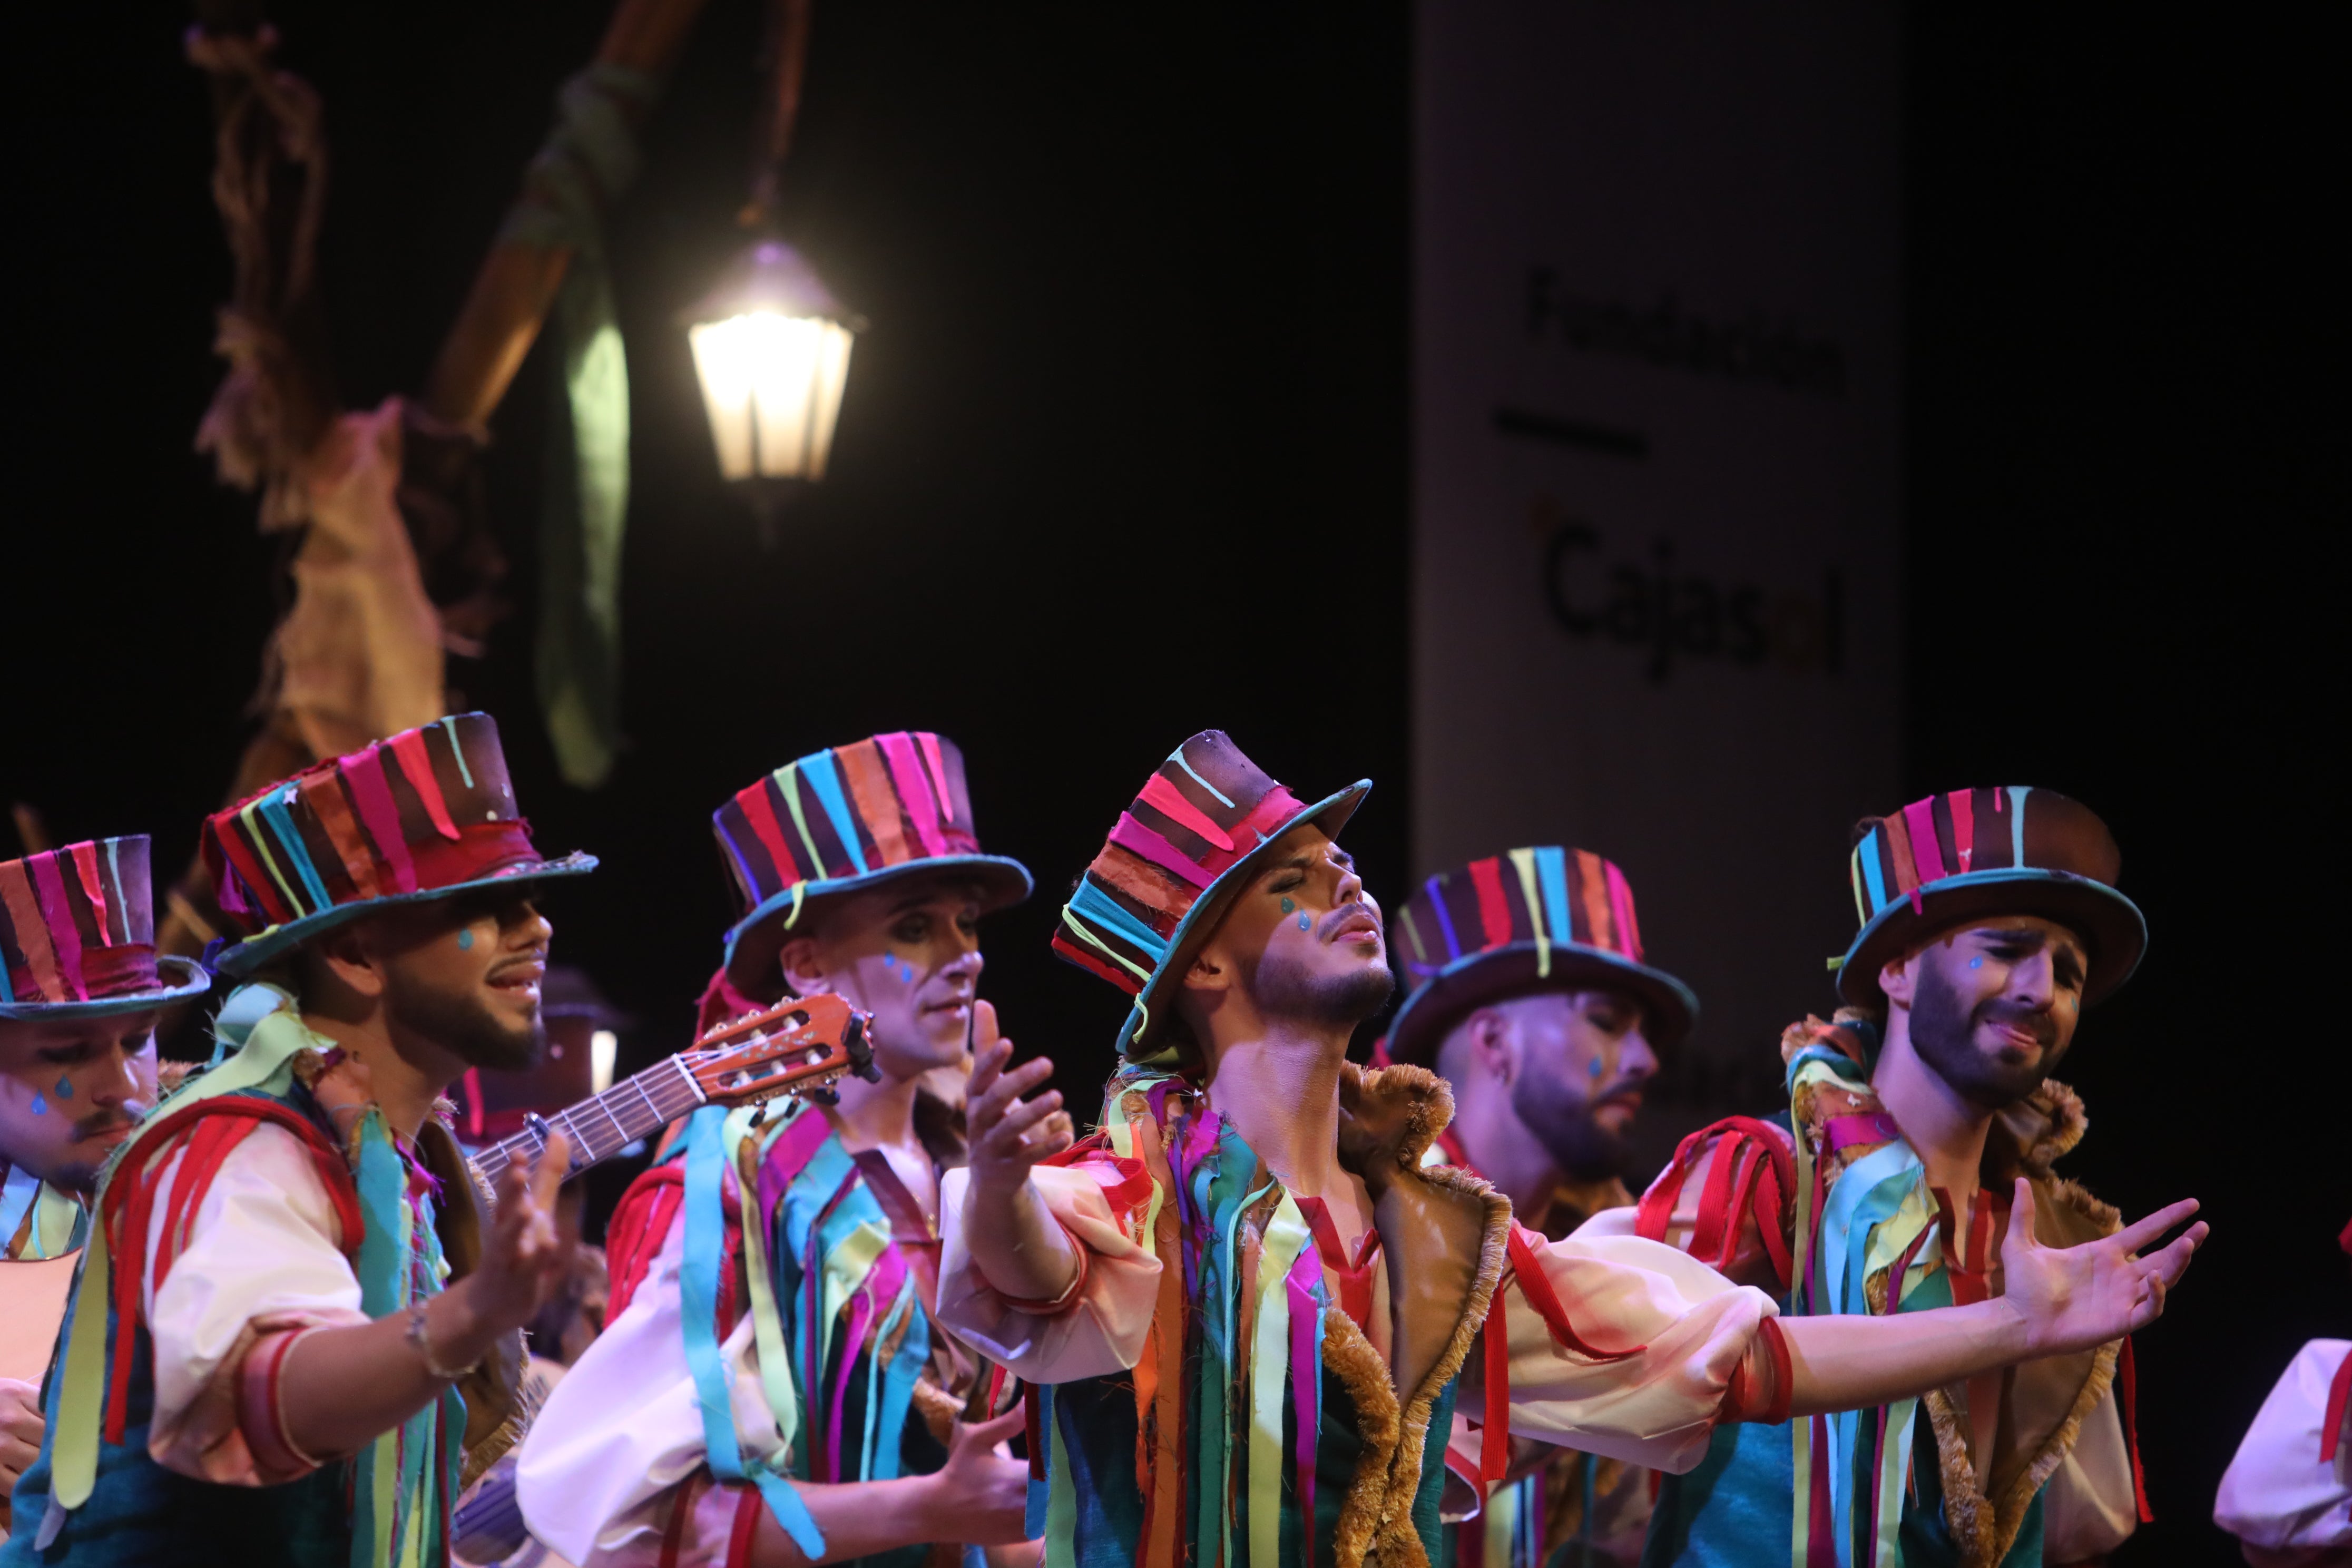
[0,861,63,999]
[1226,786,1305,857]
[340,748,419,895]
[70,842,114,948]
[388,730,463,841]
[1138,772,1234,852]
[876,733,950,860]
[915,732,955,824]
[1903,799,1948,884]
[1108,813,1214,888]
[28,854,87,1000]
[1949,790,1976,874]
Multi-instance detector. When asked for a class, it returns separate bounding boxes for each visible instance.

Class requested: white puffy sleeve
[515,1182,781,1567]
[2214,1338,2352,1557]
[142,1124,371,1484]
[1458,1226,1776,1476]
[935,1149,1164,1383]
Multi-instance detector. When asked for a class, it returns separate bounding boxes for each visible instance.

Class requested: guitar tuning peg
[748,1104,768,1129]
[806,1085,840,1106]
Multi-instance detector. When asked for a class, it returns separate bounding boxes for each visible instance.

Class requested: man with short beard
[4,714,584,1567]
[1382,846,1693,1565]
[1624,787,2156,1568]
[937,738,2206,1568]
[519,731,1040,1568]
[2,835,214,1533]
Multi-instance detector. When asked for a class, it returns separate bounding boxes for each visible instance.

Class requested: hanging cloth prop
[499,65,659,789]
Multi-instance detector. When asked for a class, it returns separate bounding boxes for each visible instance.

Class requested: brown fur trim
[1918,1167,2124,1567]
[1366,1164,1513,1566]
[1987,1079,2089,1179]
[1337,1059,1456,1176]
[1922,1386,1995,1567]
[1325,1308,1402,1568]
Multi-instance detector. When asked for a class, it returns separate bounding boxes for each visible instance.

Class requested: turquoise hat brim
[1835,867,2147,1008]
[722,854,1035,994]
[1115,780,1371,1061]
[1384,940,1698,1068]
[209,852,600,979]
[0,955,214,1021]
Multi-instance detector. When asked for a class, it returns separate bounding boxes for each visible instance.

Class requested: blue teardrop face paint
[28,1095,46,1117]
[1298,913,1311,931]
[56,1077,74,1100]
[1589,1058,1604,1079]
[1280,898,1296,915]
[456,929,476,952]
[1968,955,1983,969]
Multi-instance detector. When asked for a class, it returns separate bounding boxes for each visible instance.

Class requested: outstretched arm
[1778,1181,2203,1418]
[958,1006,1080,1304]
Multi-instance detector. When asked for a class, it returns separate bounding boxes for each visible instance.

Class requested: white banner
[1413,4,1903,1138]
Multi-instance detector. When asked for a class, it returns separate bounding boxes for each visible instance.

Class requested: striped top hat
[1053,731,1369,1059]
[1838,786,2145,1007]
[200,712,596,978]
[1,837,211,1019]
[714,731,1032,994]
[1384,847,1696,1067]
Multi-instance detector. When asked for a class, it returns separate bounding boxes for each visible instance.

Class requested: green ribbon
[502,65,658,790]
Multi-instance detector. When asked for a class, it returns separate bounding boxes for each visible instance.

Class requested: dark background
[1,6,2336,1561]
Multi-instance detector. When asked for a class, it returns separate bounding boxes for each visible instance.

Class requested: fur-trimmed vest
[1636,1015,2125,1568]
[1026,1060,1510,1568]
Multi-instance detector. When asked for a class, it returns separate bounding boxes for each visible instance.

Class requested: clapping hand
[458,1129,578,1343]
[1999,1179,2206,1356]
[965,1003,1075,1200]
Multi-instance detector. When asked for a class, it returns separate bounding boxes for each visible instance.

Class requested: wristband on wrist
[406,1298,484,1382]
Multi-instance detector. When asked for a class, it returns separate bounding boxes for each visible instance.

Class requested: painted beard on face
[385,966,545,1072]
[1909,954,2065,1111]
[1511,1057,1634,1183]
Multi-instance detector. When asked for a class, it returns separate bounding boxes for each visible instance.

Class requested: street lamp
[685,0,860,546]
[685,240,858,484]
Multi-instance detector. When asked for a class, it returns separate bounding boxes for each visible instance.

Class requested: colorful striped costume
[1630,1017,2144,1568]
[523,1096,988,1568]
[3,987,525,1568]
[1011,1067,1511,1568]
[938,1061,1789,1568]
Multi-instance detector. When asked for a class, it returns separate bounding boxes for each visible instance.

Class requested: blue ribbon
[681,1107,827,1559]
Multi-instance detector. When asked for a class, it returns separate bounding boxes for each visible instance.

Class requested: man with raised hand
[520,731,1040,1568]
[1383,846,1694,1565]
[937,733,2205,1568]
[2,835,213,1536]
[1622,786,2163,1567]
[3,713,585,1567]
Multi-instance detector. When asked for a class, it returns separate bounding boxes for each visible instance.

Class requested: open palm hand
[1999,1178,2207,1356]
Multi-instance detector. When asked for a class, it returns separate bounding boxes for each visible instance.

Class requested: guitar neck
[473,1055,709,1184]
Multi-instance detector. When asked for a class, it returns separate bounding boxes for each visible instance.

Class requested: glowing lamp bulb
[684,240,861,486]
